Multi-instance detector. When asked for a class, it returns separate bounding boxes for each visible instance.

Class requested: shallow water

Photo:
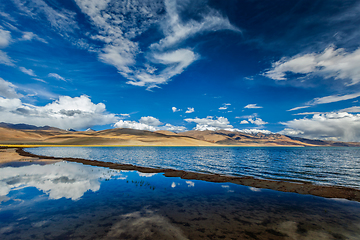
[28,147,360,189]
[1,161,360,239]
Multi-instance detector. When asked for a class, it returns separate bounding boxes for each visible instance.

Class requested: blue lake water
[27,147,360,189]
[1,161,360,239]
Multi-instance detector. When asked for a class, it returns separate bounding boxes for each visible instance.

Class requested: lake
[27,146,360,189]
[1,160,360,239]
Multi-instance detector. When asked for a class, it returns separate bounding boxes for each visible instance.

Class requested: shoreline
[11,147,360,203]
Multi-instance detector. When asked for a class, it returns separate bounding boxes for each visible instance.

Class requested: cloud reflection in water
[0,161,126,200]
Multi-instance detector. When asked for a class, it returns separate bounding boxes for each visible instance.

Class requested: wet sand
[14,147,360,202]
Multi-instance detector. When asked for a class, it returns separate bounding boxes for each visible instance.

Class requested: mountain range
[0,123,359,147]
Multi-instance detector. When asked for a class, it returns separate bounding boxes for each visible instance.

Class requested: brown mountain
[0,123,359,147]
[178,130,360,147]
[0,127,216,146]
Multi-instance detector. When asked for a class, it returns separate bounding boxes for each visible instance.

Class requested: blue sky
[1,0,360,141]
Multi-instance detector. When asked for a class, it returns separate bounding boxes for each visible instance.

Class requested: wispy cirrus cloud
[288,92,360,111]
[11,0,79,34]
[0,28,14,66]
[264,46,360,86]
[48,73,66,81]
[0,50,14,66]
[244,104,262,109]
[74,0,240,89]
[19,66,36,76]
[0,28,11,48]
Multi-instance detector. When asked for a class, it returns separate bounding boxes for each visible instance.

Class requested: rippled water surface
[1,161,360,239]
[28,147,360,189]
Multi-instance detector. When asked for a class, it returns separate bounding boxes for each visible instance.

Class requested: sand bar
[8,147,360,202]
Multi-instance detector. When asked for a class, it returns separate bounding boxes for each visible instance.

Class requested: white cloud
[219,103,231,110]
[114,116,186,133]
[248,117,267,126]
[237,129,272,135]
[0,78,22,98]
[0,93,117,129]
[185,116,233,131]
[339,106,360,113]
[19,66,36,76]
[240,120,249,124]
[159,123,186,132]
[114,120,157,131]
[0,29,11,48]
[20,31,47,43]
[244,104,262,109]
[172,107,181,112]
[264,46,360,85]
[0,161,124,200]
[48,73,66,81]
[120,113,130,117]
[280,112,360,142]
[0,50,14,66]
[185,107,194,113]
[13,0,79,34]
[288,92,360,111]
[139,116,162,126]
[33,78,47,83]
[288,105,311,111]
[74,0,240,89]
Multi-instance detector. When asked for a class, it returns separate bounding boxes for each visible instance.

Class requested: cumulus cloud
[0,78,22,98]
[244,104,262,109]
[114,120,157,131]
[159,123,186,132]
[185,116,233,131]
[74,0,239,89]
[139,116,162,127]
[0,161,125,200]
[248,117,267,126]
[114,116,186,132]
[219,103,231,110]
[19,67,36,76]
[264,46,360,85]
[288,92,360,111]
[185,107,194,113]
[172,107,181,112]
[240,120,249,124]
[279,112,360,142]
[0,90,117,129]
[48,73,66,81]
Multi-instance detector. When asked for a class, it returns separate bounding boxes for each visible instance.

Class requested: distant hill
[0,125,216,146]
[179,130,360,147]
[0,123,359,147]
[0,122,62,131]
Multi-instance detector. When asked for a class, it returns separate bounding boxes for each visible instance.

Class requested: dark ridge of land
[16,147,360,203]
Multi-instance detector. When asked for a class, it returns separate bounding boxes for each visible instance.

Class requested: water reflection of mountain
[0,162,126,200]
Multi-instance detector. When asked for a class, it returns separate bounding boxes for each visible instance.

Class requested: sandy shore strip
[0,147,59,165]
[5,147,360,202]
